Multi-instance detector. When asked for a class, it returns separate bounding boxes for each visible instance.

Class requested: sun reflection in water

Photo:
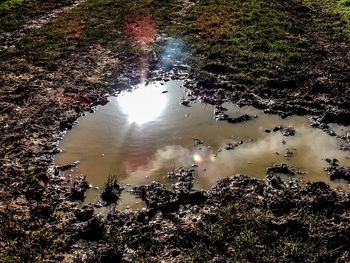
[118,84,167,125]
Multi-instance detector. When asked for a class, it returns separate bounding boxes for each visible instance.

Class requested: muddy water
[55,80,350,209]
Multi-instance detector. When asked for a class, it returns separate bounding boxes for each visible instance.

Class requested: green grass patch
[184,203,336,262]
[173,0,299,85]
[0,0,76,33]
[1,0,183,68]
[304,0,350,35]
[1,0,349,93]
[0,0,27,10]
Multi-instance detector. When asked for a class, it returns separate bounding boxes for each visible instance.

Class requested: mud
[327,166,350,182]
[1,0,350,262]
[0,0,87,51]
[68,175,350,262]
[1,55,350,263]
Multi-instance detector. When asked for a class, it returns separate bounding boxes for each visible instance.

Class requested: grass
[171,0,305,85]
[101,173,123,203]
[1,0,183,70]
[2,0,349,89]
[183,203,335,263]
[0,0,27,10]
[304,0,350,35]
[0,204,62,263]
[161,0,350,98]
[2,0,293,81]
[0,0,76,33]
[105,173,121,188]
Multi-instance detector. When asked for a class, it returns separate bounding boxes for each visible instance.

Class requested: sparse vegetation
[101,174,123,204]
[0,0,76,33]
[304,0,350,35]
[0,203,63,263]
[183,204,335,262]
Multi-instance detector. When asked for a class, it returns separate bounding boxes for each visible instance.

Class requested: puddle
[116,191,146,211]
[55,80,350,208]
[92,191,146,216]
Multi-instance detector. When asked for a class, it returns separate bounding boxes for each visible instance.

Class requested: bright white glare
[118,84,167,125]
[193,153,203,163]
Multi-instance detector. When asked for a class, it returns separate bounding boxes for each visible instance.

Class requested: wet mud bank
[1,52,350,262]
[1,0,350,261]
[1,54,350,262]
[0,44,121,261]
[65,174,350,262]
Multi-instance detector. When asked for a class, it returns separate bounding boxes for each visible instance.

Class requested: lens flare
[193,153,203,163]
[124,15,156,47]
[160,38,186,69]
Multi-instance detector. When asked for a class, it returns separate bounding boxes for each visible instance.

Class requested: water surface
[55,80,350,209]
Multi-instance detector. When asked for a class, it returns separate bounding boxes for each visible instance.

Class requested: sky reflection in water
[55,80,350,209]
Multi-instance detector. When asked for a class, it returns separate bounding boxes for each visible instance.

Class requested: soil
[0,0,86,52]
[1,0,350,262]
